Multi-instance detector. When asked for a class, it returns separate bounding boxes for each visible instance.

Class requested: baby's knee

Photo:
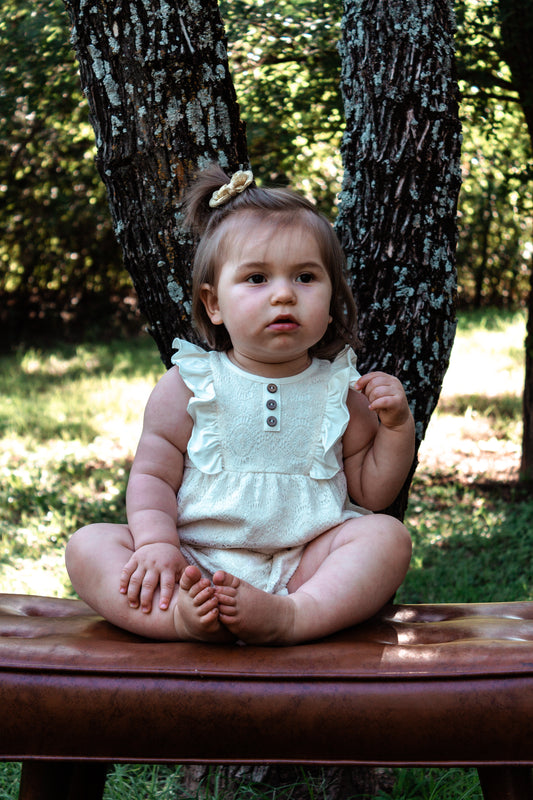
[65,525,95,574]
[65,523,122,574]
[389,518,412,564]
[373,515,412,563]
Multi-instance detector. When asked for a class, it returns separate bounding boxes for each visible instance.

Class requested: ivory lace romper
[171,339,370,595]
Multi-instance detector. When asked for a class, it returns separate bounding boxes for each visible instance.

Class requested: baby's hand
[356,372,412,430]
[120,542,186,614]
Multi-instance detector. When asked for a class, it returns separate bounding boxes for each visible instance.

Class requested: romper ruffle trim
[311,345,361,479]
[171,338,222,474]
[171,339,361,480]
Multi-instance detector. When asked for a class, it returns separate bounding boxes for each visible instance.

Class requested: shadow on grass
[400,473,533,605]
[0,336,165,441]
[1,335,164,386]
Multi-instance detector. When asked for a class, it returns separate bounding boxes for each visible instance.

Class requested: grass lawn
[0,308,530,799]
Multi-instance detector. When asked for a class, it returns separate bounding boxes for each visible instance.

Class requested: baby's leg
[286,514,412,638]
[214,514,411,645]
[66,524,231,642]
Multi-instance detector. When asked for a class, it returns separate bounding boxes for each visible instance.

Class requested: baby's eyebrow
[232,262,268,280]
[295,262,327,271]
[235,260,327,273]
[235,261,267,272]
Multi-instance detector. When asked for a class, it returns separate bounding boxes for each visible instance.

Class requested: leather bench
[1,593,533,800]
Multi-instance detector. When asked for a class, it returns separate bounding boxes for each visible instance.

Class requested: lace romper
[171,339,370,595]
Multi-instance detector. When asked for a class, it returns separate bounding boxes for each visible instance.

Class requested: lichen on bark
[336,0,462,447]
[64,0,248,365]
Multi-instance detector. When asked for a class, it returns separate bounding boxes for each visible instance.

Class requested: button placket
[263,383,280,431]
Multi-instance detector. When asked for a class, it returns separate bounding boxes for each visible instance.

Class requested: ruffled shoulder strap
[310,346,361,479]
[171,338,222,474]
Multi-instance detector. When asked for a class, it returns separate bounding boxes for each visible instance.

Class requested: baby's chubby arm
[120,366,193,613]
[343,372,415,511]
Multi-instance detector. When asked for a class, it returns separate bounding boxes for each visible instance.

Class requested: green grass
[0,310,530,798]
[400,478,533,604]
[0,335,164,596]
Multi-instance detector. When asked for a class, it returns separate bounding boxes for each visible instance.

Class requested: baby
[66,164,415,645]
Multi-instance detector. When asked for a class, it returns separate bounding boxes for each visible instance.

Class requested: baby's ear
[199,283,223,325]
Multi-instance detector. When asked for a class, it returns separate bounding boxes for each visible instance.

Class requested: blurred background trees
[1,0,532,336]
[0,0,132,344]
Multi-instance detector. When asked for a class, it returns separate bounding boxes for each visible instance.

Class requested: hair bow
[209,170,254,208]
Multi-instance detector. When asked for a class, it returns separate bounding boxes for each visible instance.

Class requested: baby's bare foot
[174,565,234,642]
[213,571,296,644]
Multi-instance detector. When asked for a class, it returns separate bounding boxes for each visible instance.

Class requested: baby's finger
[119,559,137,596]
[368,395,395,412]
[365,380,390,400]
[159,568,178,611]
[139,569,159,613]
[355,370,386,387]
[356,374,387,401]
[354,373,373,393]
[126,567,145,608]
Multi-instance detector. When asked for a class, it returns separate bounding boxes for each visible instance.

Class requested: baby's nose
[271,279,296,302]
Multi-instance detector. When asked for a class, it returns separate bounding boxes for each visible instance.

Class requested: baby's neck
[226,349,312,378]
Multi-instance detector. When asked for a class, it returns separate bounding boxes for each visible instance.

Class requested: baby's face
[200,218,333,377]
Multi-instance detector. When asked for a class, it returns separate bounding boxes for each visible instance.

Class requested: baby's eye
[296,272,315,284]
[247,274,267,284]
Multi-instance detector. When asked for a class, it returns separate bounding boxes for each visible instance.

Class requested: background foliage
[455,0,533,307]
[1,0,532,349]
[0,0,131,345]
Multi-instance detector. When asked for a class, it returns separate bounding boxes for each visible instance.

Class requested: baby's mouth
[268,316,299,330]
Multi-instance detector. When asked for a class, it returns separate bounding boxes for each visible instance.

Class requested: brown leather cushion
[1,594,533,765]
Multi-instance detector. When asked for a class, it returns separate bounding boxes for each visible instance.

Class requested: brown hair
[183,163,358,360]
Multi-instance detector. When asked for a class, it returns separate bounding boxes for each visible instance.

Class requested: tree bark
[522,277,533,480]
[336,0,462,496]
[62,0,248,366]
[181,764,395,800]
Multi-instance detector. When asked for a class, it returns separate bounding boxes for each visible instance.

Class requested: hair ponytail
[183,163,255,235]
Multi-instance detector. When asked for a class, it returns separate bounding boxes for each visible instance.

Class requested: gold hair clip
[209,170,254,208]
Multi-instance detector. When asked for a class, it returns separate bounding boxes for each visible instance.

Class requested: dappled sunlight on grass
[0,337,164,597]
[87,378,155,445]
[397,309,530,607]
[1,339,163,445]
[439,308,526,398]
[402,473,533,604]
[419,409,522,483]
[0,436,132,597]
[418,309,525,484]
[2,557,73,599]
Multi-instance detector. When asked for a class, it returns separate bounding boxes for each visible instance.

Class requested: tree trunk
[181,764,395,800]
[62,0,248,367]
[336,1,461,505]
[522,275,533,480]
[497,0,533,480]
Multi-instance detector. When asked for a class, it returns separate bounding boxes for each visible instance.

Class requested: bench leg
[477,766,533,800]
[19,761,109,800]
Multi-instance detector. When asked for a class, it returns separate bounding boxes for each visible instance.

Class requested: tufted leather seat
[1,593,533,799]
